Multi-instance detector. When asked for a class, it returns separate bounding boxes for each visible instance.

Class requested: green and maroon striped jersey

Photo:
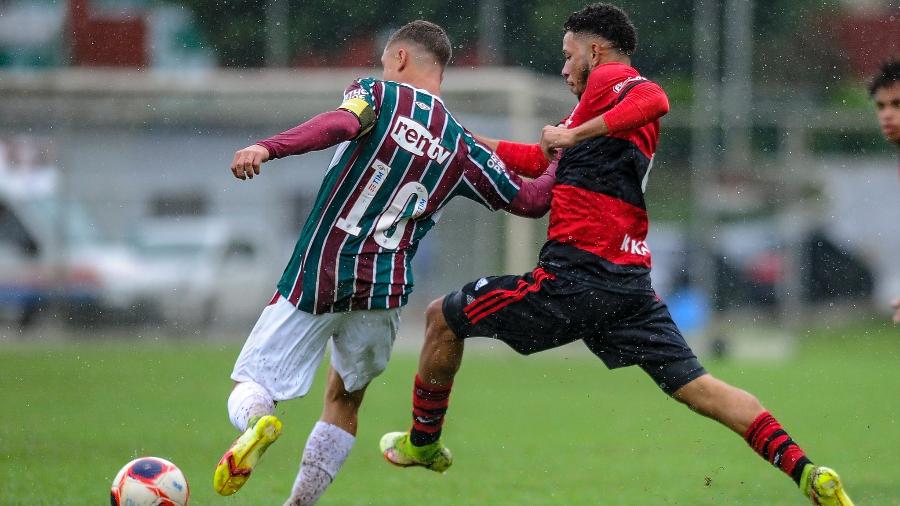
[277,78,523,314]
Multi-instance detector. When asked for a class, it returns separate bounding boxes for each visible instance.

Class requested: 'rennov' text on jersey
[277,78,522,314]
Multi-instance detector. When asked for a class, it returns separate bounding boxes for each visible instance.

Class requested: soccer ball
[110,457,190,506]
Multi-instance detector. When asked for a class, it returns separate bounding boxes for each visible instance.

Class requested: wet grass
[0,318,897,505]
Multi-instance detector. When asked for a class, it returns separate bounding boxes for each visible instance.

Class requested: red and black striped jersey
[540,62,666,293]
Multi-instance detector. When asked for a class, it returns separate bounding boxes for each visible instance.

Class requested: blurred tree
[169,0,482,67]
[753,0,845,102]
[171,0,267,67]
[504,0,694,78]
[168,0,845,93]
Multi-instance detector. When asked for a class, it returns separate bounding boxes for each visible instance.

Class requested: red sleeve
[567,63,621,128]
[256,110,361,159]
[601,82,670,133]
[504,160,557,218]
[495,141,549,178]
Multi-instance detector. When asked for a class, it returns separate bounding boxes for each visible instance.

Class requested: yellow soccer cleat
[380,431,452,473]
[802,465,855,506]
[213,415,283,496]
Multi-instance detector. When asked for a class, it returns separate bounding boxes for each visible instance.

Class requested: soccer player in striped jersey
[869,60,900,324]
[381,4,853,505]
[213,20,555,505]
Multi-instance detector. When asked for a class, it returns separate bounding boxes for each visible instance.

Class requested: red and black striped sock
[409,375,452,447]
[744,411,812,484]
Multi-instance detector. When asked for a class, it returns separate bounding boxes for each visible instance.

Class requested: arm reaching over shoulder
[601,81,670,132]
[503,161,557,218]
[540,81,669,157]
[231,110,362,180]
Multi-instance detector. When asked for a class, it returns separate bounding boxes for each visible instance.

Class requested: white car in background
[0,190,150,328]
[133,217,280,329]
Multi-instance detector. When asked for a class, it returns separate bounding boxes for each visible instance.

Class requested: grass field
[1,319,898,505]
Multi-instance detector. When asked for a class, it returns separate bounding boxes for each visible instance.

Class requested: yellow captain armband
[338,97,376,137]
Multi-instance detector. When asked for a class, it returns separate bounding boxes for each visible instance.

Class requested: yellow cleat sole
[213,415,283,496]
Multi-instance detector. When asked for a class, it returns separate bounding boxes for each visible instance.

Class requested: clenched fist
[231,144,271,180]
[539,125,573,161]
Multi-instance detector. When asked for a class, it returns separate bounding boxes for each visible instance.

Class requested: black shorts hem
[639,357,707,395]
[442,290,474,339]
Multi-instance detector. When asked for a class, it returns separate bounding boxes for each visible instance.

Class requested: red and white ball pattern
[110,457,190,506]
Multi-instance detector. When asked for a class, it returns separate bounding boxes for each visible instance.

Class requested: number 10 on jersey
[336,160,429,250]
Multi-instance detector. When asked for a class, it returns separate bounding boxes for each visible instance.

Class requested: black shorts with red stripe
[442,266,707,394]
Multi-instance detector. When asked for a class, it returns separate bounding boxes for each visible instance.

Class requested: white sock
[284,421,355,506]
[227,381,275,432]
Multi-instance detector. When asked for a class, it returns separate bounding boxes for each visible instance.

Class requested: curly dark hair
[387,20,452,68]
[869,59,900,96]
[564,3,637,56]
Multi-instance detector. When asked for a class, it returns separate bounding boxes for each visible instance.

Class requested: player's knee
[324,381,364,410]
[323,370,366,409]
[324,390,362,409]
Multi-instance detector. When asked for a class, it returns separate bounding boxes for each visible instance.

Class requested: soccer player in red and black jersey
[381,4,854,505]
[869,59,900,324]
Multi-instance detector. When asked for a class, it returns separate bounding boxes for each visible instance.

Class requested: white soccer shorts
[230,294,401,400]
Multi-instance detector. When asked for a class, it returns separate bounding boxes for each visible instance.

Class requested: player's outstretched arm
[495,141,551,178]
[503,161,557,218]
[231,110,362,181]
[472,134,549,178]
[258,110,362,159]
[892,297,900,324]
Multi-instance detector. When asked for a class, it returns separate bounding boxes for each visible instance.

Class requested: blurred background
[0,0,898,354]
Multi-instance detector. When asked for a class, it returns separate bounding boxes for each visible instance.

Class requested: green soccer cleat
[213,415,283,496]
[380,431,453,473]
[801,465,854,506]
